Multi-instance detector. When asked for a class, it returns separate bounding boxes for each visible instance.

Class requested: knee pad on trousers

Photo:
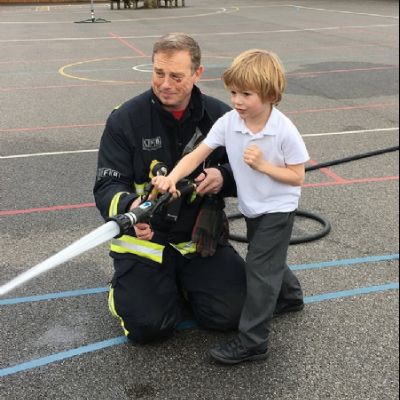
[125,319,175,344]
[123,314,178,344]
[192,302,240,332]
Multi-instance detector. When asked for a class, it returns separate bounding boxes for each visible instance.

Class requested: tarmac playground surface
[0,0,399,399]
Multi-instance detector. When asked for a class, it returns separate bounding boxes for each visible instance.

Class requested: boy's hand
[243,145,267,172]
[152,176,177,194]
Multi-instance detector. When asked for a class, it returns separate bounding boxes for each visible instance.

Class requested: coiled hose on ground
[227,145,399,245]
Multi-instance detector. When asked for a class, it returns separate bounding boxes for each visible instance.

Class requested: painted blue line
[1,253,398,306]
[177,319,198,330]
[304,282,399,304]
[0,320,198,377]
[0,287,109,306]
[0,281,398,378]
[290,253,399,271]
[0,336,128,378]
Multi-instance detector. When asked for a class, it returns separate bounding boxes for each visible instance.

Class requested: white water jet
[0,221,120,297]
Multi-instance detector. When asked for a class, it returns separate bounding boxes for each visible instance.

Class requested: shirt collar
[234,107,278,136]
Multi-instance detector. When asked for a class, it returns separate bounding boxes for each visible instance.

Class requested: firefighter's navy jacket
[93,86,235,264]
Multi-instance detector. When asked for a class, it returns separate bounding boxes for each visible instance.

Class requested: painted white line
[132,64,153,73]
[0,149,98,159]
[289,5,399,20]
[0,7,236,25]
[1,128,398,159]
[302,127,399,138]
[0,23,397,43]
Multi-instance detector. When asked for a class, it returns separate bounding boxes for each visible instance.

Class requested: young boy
[152,49,309,364]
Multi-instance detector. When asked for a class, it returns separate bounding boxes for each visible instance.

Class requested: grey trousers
[238,211,303,349]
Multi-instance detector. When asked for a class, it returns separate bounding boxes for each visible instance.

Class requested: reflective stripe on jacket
[108,192,197,263]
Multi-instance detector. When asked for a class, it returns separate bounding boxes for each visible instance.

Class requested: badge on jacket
[142,137,162,151]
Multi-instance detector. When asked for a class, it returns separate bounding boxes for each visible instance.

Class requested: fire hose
[227,145,399,244]
[0,145,398,296]
[0,181,196,296]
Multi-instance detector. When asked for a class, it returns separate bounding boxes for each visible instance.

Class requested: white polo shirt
[204,108,309,218]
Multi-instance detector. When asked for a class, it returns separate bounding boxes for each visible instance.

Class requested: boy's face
[152,50,204,111]
[229,88,270,120]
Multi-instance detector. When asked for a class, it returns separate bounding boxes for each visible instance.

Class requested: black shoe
[273,301,304,318]
[209,337,268,365]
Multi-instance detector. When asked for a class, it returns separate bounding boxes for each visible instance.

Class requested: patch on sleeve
[97,168,121,180]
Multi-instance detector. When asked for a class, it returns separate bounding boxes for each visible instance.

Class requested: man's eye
[172,75,183,82]
[155,71,165,77]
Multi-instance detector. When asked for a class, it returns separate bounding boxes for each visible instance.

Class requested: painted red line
[0,43,378,66]
[281,43,380,53]
[342,27,399,39]
[1,103,398,134]
[304,176,398,188]
[0,123,104,133]
[1,65,398,93]
[286,102,398,115]
[308,159,347,183]
[0,83,124,92]
[0,202,95,216]
[109,32,147,57]
[1,176,398,217]
[287,66,398,78]
[0,82,149,92]
[0,58,74,65]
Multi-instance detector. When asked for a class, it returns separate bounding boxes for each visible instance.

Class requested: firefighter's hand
[129,196,142,211]
[244,145,267,172]
[195,168,223,195]
[152,176,177,194]
[129,197,154,240]
[134,223,154,241]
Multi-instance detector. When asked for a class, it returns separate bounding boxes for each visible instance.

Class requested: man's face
[152,50,204,111]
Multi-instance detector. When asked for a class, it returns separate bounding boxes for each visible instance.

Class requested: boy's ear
[265,94,278,105]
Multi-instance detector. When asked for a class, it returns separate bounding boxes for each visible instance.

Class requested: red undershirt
[171,110,185,121]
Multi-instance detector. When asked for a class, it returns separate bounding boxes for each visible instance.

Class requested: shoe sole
[273,304,304,318]
[209,350,268,365]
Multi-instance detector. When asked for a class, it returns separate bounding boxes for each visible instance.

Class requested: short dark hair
[152,33,201,72]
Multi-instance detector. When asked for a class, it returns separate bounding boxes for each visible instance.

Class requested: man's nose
[160,75,173,88]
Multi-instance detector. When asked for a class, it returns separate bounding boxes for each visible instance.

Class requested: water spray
[0,182,196,297]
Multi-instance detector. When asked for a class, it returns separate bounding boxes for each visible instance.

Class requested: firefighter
[93,33,247,344]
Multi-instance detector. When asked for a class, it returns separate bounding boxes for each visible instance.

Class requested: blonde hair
[222,49,286,105]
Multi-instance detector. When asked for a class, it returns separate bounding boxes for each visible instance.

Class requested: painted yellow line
[59,58,144,84]
[58,55,230,84]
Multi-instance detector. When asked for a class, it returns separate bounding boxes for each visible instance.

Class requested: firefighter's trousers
[108,244,247,343]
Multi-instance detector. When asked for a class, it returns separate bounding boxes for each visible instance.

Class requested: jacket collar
[150,85,205,123]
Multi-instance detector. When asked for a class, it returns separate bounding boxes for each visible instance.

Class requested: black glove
[192,195,229,257]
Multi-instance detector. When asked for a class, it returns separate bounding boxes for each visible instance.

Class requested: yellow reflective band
[108,286,119,318]
[108,191,129,217]
[149,159,161,178]
[108,286,129,336]
[189,191,197,204]
[111,235,164,263]
[171,241,197,255]
[110,235,197,263]
[134,182,146,196]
